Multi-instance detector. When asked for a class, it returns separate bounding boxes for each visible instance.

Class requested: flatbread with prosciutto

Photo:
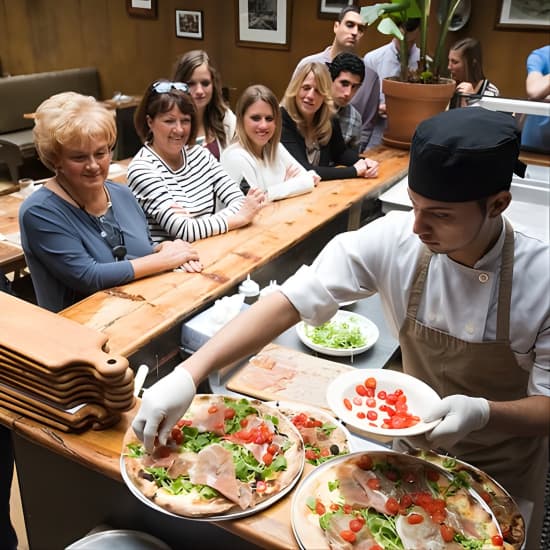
[292,451,510,550]
[122,394,304,518]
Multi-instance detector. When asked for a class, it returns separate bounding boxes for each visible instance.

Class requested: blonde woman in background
[280,62,378,181]
[221,84,319,202]
[172,50,235,160]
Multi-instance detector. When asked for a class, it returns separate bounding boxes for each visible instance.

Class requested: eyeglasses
[152,81,190,95]
[97,214,127,261]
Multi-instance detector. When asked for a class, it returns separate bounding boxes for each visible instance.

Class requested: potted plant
[361,0,462,148]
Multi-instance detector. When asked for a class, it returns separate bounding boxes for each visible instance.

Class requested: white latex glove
[132,367,196,452]
[424,395,490,450]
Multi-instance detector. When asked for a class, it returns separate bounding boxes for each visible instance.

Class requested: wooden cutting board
[0,292,128,376]
[226,343,353,410]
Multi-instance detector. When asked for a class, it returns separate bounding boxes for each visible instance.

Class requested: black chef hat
[408,108,526,202]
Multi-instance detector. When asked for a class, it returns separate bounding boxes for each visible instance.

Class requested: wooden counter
[60,146,409,358]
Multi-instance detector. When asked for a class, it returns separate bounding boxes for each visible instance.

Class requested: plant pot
[382,77,456,149]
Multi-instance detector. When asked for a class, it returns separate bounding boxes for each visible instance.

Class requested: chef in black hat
[133,108,549,547]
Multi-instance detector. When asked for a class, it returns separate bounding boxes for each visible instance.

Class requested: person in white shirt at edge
[220,85,320,202]
[327,52,366,154]
[292,5,380,151]
[364,17,421,117]
[172,50,236,161]
[127,80,265,244]
[133,107,549,549]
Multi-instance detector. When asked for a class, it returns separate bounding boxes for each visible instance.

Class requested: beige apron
[398,220,548,548]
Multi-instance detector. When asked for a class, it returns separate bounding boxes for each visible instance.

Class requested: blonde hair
[33,92,116,171]
[235,85,281,165]
[281,62,335,146]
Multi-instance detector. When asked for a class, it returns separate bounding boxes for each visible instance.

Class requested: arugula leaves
[305,317,367,349]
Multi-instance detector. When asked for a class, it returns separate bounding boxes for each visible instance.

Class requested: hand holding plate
[424,394,490,449]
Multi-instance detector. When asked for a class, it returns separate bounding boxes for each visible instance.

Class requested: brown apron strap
[406,246,432,318]
[496,219,515,340]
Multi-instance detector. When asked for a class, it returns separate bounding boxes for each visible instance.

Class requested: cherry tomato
[255,480,266,493]
[349,518,363,532]
[440,524,455,542]
[400,494,413,509]
[407,513,424,525]
[356,384,368,396]
[343,504,352,514]
[240,418,248,428]
[176,419,192,428]
[208,405,218,414]
[224,408,236,419]
[367,410,378,421]
[367,478,380,490]
[320,448,330,457]
[315,500,326,515]
[370,546,383,550]
[267,444,279,455]
[357,454,373,470]
[377,390,387,400]
[330,503,340,511]
[353,396,363,406]
[262,453,273,466]
[340,530,356,543]
[366,398,377,408]
[305,449,319,461]
[357,412,366,419]
[365,377,377,389]
[491,535,504,546]
[385,497,399,515]
[343,398,353,411]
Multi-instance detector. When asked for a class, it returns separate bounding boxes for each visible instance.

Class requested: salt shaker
[238,274,260,305]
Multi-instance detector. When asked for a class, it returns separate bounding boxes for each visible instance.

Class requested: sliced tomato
[340,530,356,543]
[367,410,378,421]
[208,405,218,414]
[315,499,326,515]
[357,412,366,419]
[407,513,424,525]
[440,524,455,542]
[357,454,373,470]
[355,384,368,396]
[343,398,353,411]
[349,518,363,532]
[385,497,399,515]
[223,407,236,420]
[262,452,273,466]
[367,477,381,490]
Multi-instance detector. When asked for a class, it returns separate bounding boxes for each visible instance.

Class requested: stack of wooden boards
[0,292,134,431]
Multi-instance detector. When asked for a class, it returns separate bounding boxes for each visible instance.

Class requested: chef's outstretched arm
[423,394,550,450]
[132,291,300,450]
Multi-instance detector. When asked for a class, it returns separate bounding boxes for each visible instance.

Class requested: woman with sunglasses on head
[221,84,320,202]
[172,50,235,160]
[127,80,265,244]
[280,62,379,181]
[19,92,202,313]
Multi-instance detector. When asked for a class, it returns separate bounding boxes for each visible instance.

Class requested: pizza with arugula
[122,394,304,518]
[267,401,352,467]
[292,451,510,550]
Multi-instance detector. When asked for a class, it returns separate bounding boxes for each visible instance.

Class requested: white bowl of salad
[296,310,379,357]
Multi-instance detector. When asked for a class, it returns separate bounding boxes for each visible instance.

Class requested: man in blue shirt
[521,45,550,153]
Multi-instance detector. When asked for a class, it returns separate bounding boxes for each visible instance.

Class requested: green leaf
[378,17,404,39]
[125,442,145,458]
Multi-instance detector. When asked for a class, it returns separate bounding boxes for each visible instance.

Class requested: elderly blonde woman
[280,61,378,181]
[221,84,319,201]
[19,92,201,312]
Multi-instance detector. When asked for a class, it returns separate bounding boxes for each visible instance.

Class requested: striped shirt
[127,144,244,243]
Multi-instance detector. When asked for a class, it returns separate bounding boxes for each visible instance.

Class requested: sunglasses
[97,214,127,261]
[152,81,190,94]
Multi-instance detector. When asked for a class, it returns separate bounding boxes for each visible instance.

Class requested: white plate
[326,369,441,437]
[296,310,379,357]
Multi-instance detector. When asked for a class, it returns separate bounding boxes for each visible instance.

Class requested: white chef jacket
[281,211,550,396]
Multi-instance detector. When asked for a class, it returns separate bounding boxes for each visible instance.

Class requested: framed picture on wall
[126,0,157,19]
[235,0,291,50]
[496,0,550,31]
[176,10,203,39]
[318,0,355,20]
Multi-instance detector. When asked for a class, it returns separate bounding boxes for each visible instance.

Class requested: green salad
[305,316,367,349]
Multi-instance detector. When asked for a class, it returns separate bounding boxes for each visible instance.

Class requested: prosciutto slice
[325,514,377,550]
[189,443,253,509]
[396,507,448,550]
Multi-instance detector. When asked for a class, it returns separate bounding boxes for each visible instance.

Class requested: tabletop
[60,146,409,358]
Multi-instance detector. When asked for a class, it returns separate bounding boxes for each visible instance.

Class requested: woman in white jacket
[221,85,319,202]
